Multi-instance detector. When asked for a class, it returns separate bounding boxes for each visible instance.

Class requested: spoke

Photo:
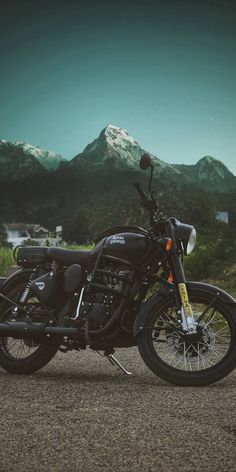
[161,311,179,329]
[203,320,225,325]
[172,343,193,369]
[17,341,24,359]
[202,344,221,361]
[214,333,230,340]
[203,311,217,329]
[13,341,20,358]
[5,338,19,349]
[159,316,177,330]
[157,336,181,364]
[147,326,180,337]
[214,326,230,335]
[160,337,181,362]
[2,336,38,359]
[183,342,187,370]
[187,351,193,371]
[191,344,215,367]
[199,341,228,360]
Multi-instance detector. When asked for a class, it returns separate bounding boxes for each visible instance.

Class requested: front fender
[133,281,236,337]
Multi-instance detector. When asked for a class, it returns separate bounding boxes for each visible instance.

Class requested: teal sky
[1,0,236,173]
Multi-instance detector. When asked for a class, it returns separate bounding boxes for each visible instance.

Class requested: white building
[3,223,63,248]
[215,211,229,224]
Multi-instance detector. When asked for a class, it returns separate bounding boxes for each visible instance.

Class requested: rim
[0,337,39,359]
[0,294,42,361]
[147,300,232,372]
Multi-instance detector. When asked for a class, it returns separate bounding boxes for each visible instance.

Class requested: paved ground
[0,347,236,472]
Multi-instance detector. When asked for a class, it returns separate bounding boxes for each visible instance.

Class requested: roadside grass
[62,243,94,251]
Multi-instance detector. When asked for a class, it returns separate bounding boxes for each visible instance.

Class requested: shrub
[0,247,15,277]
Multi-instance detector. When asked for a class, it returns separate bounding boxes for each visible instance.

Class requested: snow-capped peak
[0,139,64,172]
[103,124,139,148]
[74,125,179,176]
[14,141,61,160]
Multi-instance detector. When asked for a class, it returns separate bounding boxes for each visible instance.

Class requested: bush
[0,247,15,277]
[184,222,236,281]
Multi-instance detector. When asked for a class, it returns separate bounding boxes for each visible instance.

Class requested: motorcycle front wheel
[138,288,236,386]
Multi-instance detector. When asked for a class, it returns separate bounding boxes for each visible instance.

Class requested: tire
[138,288,236,386]
[0,277,59,374]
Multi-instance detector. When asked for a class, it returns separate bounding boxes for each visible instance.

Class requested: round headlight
[174,223,197,255]
[186,227,197,254]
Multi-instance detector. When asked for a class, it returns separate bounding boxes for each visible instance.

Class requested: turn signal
[165,238,173,252]
[167,272,173,283]
[157,237,173,252]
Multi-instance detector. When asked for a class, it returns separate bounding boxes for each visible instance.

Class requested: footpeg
[107,354,132,375]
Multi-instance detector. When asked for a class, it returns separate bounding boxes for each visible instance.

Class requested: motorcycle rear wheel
[0,279,59,374]
[138,288,236,386]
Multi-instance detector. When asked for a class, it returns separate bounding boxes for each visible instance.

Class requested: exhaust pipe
[0,321,79,338]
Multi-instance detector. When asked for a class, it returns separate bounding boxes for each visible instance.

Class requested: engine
[79,264,133,329]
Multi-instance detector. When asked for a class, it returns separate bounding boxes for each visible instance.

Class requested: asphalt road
[0,347,236,472]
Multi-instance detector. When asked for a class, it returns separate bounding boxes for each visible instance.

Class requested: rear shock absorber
[19,268,38,305]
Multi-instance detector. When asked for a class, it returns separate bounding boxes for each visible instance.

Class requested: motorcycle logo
[35,282,45,291]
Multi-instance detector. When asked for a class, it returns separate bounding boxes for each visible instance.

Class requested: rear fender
[0,268,33,296]
[133,281,236,337]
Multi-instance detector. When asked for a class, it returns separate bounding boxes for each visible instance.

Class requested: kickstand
[107,353,132,375]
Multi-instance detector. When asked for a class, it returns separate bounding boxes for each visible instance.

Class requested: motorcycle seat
[48,247,91,266]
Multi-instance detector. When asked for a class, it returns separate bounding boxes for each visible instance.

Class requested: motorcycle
[0,153,236,386]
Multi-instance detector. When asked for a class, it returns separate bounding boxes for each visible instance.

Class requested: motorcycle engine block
[80,265,133,329]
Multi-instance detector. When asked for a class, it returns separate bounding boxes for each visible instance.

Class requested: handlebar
[133,181,160,225]
[133,181,148,201]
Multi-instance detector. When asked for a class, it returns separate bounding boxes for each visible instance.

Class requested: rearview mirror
[139,153,153,170]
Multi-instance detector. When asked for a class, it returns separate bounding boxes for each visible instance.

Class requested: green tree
[0,224,11,248]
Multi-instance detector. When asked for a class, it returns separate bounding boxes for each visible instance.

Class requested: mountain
[0,140,65,181]
[70,124,180,179]
[0,127,235,192]
[69,125,235,192]
[173,156,236,192]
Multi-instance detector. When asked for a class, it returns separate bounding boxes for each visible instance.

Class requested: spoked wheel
[0,280,59,374]
[138,289,236,386]
[1,336,39,360]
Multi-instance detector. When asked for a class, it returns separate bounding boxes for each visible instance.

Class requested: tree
[0,224,10,247]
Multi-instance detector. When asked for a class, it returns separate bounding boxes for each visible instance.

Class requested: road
[0,347,236,472]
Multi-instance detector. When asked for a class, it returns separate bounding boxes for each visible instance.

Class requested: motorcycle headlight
[174,224,196,255]
[186,227,197,254]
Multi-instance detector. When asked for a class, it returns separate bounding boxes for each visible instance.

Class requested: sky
[0,0,236,173]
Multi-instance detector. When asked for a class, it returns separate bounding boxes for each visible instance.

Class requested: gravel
[0,347,236,472]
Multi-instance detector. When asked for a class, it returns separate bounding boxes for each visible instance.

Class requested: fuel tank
[91,232,151,265]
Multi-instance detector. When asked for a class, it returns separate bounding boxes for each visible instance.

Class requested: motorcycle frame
[0,219,192,347]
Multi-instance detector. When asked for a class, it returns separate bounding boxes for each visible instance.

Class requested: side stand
[107,353,132,375]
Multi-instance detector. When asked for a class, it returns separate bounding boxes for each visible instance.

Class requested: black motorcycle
[0,153,236,386]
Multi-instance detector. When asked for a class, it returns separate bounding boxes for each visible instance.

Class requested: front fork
[165,220,197,334]
[177,282,197,333]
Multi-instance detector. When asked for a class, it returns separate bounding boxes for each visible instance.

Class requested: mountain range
[0,125,235,241]
[0,126,235,193]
